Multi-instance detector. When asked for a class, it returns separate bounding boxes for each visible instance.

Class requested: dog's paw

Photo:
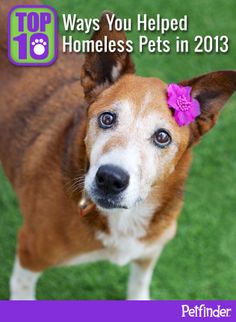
[127,290,151,300]
[10,293,36,301]
[127,295,151,300]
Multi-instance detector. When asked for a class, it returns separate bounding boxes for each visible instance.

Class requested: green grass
[0,0,236,300]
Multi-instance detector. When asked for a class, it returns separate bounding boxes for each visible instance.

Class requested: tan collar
[78,192,95,217]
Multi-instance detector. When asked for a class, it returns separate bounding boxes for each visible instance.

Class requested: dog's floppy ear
[179,71,236,145]
[80,11,135,102]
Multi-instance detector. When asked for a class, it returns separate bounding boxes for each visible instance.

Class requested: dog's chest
[95,203,156,265]
[96,232,147,266]
[64,205,176,268]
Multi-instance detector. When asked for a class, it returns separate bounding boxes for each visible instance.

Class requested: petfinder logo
[181,304,232,319]
[8,5,58,66]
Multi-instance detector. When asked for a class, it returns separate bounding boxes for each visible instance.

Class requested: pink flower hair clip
[167,83,201,127]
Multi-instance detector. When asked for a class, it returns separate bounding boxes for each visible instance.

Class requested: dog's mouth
[95,197,128,210]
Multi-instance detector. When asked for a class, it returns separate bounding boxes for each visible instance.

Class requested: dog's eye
[98,112,116,129]
[153,129,172,148]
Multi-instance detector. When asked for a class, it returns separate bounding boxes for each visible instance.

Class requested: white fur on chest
[64,202,176,268]
[95,202,156,265]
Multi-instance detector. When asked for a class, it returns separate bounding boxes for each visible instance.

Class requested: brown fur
[81,12,135,102]
[0,0,106,271]
[0,1,236,276]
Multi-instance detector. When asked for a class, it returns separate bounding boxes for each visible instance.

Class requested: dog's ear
[179,71,236,145]
[80,11,135,102]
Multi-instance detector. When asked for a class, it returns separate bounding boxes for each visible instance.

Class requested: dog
[0,0,236,300]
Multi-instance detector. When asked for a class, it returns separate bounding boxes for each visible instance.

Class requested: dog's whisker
[69,179,85,193]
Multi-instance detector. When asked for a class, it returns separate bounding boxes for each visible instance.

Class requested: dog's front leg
[10,256,41,300]
[127,222,177,300]
[127,255,158,300]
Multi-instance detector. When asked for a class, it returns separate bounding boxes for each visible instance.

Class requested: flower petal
[185,86,192,99]
[167,96,179,110]
[168,83,182,96]
[185,110,195,124]
[167,83,200,127]
[175,110,196,126]
[191,99,201,117]
[174,111,188,126]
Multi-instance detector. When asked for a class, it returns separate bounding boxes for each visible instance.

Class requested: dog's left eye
[98,112,116,129]
[153,129,172,148]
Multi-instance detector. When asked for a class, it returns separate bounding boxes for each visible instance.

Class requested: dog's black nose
[96,165,130,194]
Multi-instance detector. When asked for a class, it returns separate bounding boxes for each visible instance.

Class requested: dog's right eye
[98,112,116,129]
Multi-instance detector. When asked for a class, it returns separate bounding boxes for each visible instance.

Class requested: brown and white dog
[0,0,236,300]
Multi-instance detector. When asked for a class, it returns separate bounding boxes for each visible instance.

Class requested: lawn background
[0,0,235,299]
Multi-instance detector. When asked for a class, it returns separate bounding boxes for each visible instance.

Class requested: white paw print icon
[31,38,47,56]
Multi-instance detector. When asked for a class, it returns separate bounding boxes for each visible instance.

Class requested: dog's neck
[62,109,88,200]
[97,198,158,238]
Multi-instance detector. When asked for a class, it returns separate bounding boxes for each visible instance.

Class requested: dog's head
[81,13,236,211]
